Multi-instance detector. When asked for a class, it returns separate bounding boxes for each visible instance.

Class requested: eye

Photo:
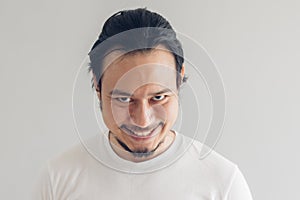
[152,95,166,101]
[116,97,131,103]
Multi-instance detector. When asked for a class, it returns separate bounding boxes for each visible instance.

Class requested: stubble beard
[114,136,164,158]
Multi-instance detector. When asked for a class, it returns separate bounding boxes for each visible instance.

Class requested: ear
[180,64,185,81]
[93,75,101,101]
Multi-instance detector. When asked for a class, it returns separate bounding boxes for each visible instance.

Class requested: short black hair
[88,8,186,91]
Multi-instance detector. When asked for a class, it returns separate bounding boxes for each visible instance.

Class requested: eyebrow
[109,88,173,97]
[149,88,173,96]
[110,89,131,96]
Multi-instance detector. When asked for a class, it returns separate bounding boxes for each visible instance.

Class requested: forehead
[101,48,178,94]
[103,47,176,75]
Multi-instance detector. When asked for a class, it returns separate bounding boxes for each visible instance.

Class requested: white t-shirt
[33,131,253,200]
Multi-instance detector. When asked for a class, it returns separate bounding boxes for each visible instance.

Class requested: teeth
[132,132,151,137]
[122,125,160,138]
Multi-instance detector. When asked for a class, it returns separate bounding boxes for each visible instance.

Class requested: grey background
[1,0,299,199]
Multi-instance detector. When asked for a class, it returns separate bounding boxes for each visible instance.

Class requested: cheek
[112,106,130,124]
[163,100,179,124]
[102,100,130,126]
[101,100,119,128]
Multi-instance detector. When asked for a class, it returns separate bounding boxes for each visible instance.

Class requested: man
[34,8,253,199]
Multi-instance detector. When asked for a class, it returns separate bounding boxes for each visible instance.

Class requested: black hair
[88,8,186,92]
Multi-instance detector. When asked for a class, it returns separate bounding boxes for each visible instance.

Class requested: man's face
[97,47,183,157]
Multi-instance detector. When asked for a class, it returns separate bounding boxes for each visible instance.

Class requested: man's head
[88,8,186,161]
[89,8,186,91]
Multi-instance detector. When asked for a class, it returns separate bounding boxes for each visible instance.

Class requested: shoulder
[47,134,105,171]
[179,135,241,196]
[181,135,238,173]
[33,142,92,199]
[43,142,93,184]
[47,142,89,169]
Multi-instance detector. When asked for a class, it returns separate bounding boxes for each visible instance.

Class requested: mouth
[120,123,163,140]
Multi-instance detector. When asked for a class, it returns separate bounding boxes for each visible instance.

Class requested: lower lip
[125,125,161,141]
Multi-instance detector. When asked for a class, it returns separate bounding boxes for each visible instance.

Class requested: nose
[129,100,153,128]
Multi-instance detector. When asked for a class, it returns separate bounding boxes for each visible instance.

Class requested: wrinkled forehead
[101,48,178,95]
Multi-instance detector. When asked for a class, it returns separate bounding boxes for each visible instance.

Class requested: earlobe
[96,88,101,101]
